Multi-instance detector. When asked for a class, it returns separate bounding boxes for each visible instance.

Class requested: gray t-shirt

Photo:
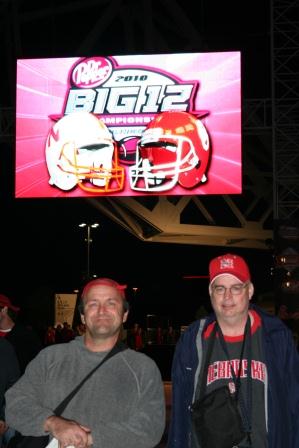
[5,336,165,448]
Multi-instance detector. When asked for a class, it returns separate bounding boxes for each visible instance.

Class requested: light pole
[78,222,99,280]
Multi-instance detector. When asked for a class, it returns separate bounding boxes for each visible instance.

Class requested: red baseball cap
[81,278,127,299]
[209,254,251,284]
[0,294,20,312]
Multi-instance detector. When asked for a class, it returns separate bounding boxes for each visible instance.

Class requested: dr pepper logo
[71,57,113,88]
[65,56,200,116]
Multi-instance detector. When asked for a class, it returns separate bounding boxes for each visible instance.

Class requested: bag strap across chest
[54,341,127,416]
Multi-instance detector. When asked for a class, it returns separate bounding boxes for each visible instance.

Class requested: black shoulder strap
[54,341,127,416]
[196,322,217,400]
[216,318,252,437]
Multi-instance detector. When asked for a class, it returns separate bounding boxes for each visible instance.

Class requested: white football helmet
[45,112,125,193]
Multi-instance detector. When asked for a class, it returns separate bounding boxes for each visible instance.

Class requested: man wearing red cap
[0,294,42,374]
[167,254,299,448]
[5,278,165,448]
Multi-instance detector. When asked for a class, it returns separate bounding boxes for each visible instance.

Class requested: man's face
[209,274,253,322]
[81,284,128,340]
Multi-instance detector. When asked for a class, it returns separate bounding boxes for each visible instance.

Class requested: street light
[78,222,99,280]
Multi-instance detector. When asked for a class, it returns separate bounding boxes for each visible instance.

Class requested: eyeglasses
[212,283,249,296]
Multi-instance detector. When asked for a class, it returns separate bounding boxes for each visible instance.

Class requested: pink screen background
[15,52,241,198]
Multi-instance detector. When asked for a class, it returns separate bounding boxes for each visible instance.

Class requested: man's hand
[44,416,93,448]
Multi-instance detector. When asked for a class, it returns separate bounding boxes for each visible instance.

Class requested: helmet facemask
[129,111,210,192]
[46,112,125,193]
[130,134,198,192]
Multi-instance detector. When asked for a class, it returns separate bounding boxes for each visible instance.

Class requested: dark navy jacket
[167,305,299,448]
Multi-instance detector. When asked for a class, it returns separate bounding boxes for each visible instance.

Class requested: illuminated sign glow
[15,51,241,198]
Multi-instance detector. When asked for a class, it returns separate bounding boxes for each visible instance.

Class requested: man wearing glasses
[167,253,299,448]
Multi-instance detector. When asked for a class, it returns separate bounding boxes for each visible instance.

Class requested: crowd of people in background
[43,316,299,353]
[43,321,180,350]
[43,322,86,346]
[124,323,179,350]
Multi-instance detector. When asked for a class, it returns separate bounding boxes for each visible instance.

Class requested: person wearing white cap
[5,278,165,448]
[167,253,299,448]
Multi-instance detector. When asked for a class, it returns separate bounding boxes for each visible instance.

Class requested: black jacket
[5,323,42,374]
[0,338,20,419]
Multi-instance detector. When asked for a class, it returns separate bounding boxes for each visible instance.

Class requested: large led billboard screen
[15,51,241,198]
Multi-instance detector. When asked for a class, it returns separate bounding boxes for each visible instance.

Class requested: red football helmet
[129,111,210,192]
